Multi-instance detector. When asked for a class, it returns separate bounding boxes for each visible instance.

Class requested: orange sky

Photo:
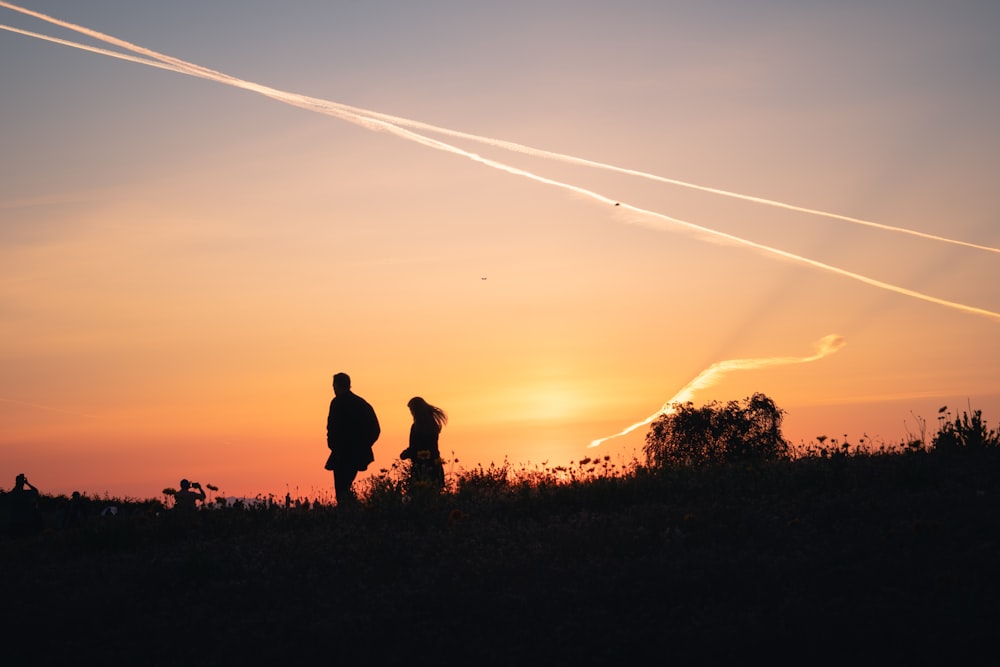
[2,1,998,500]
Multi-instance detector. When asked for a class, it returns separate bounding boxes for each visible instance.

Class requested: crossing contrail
[1,3,999,325]
[0,24,195,75]
[2,1,998,256]
[588,334,847,449]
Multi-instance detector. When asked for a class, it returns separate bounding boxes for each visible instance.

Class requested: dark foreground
[3,450,999,666]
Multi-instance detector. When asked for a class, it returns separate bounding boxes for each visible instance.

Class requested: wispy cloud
[589,334,847,449]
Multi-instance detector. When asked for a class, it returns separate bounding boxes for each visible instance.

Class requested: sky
[2,0,998,501]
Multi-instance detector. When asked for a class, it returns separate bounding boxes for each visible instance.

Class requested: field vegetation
[2,400,999,665]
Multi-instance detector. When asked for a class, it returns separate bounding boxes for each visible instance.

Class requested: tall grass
[1,409,998,664]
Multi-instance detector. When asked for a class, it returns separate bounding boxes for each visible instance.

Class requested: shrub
[932,407,1000,453]
[644,392,790,467]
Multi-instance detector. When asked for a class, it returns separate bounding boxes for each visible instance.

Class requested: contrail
[0,24,197,74]
[2,7,999,324]
[1,1,997,255]
[313,111,1000,256]
[619,201,1000,323]
[588,334,846,449]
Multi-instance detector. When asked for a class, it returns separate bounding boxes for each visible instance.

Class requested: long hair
[407,396,447,432]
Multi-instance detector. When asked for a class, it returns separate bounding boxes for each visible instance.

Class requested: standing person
[57,491,87,529]
[173,479,206,512]
[325,372,381,506]
[399,396,447,495]
[7,473,42,537]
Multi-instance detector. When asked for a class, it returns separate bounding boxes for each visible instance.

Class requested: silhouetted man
[326,372,380,506]
[8,474,42,537]
[173,479,206,512]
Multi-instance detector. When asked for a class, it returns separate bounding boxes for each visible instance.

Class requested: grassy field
[3,443,999,665]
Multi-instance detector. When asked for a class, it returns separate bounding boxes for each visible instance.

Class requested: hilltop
[2,446,998,665]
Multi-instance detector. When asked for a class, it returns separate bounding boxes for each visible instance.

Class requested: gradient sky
[2,1,998,501]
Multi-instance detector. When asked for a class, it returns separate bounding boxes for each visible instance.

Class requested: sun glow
[502,383,590,422]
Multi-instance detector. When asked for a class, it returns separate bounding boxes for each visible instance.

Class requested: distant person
[325,372,381,507]
[400,396,447,495]
[67,491,86,523]
[57,491,87,529]
[173,479,206,511]
[7,473,42,537]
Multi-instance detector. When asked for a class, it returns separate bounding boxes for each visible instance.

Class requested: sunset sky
[2,1,998,501]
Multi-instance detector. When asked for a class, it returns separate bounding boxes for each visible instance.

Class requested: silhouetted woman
[400,397,447,494]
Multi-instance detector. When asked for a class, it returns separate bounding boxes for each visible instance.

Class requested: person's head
[15,473,26,488]
[408,397,448,430]
[180,479,191,490]
[333,372,351,396]
[407,396,427,416]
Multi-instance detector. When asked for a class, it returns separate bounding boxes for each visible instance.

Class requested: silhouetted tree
[644,393,790,467]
